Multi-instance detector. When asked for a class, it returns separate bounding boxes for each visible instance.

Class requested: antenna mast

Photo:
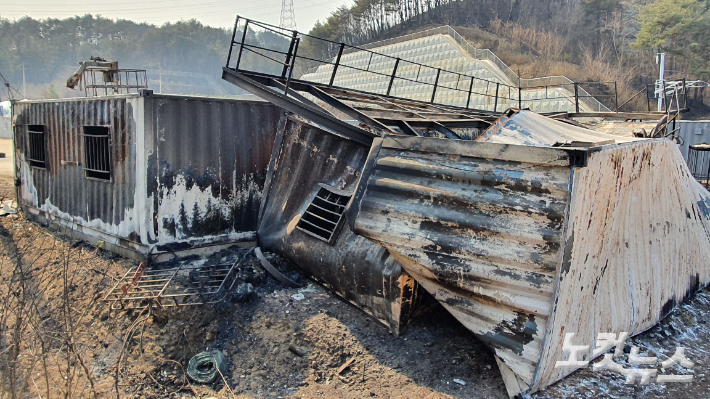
[279,0,297,30]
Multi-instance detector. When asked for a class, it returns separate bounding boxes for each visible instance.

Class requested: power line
[0,70,21,101]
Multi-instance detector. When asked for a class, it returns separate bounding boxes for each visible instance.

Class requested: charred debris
[11,16,710,398]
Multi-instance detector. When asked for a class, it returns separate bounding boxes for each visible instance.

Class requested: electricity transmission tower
[279,0,297,30]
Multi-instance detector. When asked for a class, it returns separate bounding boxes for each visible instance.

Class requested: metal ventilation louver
[296,185,350,244]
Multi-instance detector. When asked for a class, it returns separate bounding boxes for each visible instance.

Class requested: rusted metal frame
[466,77,474,109]
[235,19,249,71]
[222,68,376,146]
[351,106,475,120]
[317,84,496,118]
[284,38,300,96]
[227,16,240,67]
[431,68,441,103]
[371,117,489,128]
[258,114,288,233]
[344,137,385,231]
[329,43,346,86]
[574,83,579,113]
[281,30,299,79]
[395,120,422,136]
[269,78,333,116]
[308,86,394,134]
[616,86,648,112]
[369,97,461,139]
[566,111,667,119]
[386,58,400,97]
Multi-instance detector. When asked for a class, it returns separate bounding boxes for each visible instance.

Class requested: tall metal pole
[657,52,665,112]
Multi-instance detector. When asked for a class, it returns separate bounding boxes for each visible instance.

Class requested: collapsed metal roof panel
[346,136,580,388]
[478,109,642,146]
[346,135,710,396]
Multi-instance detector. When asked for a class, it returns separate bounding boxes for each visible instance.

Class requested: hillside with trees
[1,0,708,114]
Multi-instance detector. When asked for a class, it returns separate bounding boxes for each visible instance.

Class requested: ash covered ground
[1,138,709,398]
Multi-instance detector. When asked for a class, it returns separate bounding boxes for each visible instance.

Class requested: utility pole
[279,0,297,30]
[22,64,26,98]
[656,52,665,112]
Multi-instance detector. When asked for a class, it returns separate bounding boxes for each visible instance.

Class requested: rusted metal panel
[478,110,640,146]
[346,136,576,387]
[143,94,282,251]
[533,139,710,391]
[13,96,142,243]
[258,114,427,334]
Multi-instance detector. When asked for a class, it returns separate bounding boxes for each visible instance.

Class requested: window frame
[82,125,113,182]
[26,124,47,169]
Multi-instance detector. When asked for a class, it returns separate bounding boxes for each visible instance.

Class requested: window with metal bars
[26,125,46,168]
[296,185,350,244]
[83,126,111,181]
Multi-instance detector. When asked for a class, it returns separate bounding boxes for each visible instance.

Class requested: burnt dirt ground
[1,137,710,399]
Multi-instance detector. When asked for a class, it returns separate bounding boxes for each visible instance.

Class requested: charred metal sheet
[478,109,641,146]
[347,134,710,397]
[258,114,428,334]
[346,136,575,388]
[143,94,281,251]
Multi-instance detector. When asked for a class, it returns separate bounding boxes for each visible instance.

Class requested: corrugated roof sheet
[477,110,641,146]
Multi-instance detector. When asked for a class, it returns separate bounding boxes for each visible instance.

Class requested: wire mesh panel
[687,143,710,189]
[83,126,111,180]
[26,125,46,168]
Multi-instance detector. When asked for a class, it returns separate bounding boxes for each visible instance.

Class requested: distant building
[0,101,11,139]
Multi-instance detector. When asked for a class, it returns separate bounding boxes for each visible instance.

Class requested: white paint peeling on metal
[532,139,710,392]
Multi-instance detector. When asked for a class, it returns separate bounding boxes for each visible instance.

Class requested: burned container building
[13,90,281,260]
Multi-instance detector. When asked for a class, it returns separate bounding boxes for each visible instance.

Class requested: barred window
[27,125,46,168]
[83,126,111,180]
[296,185,350,244]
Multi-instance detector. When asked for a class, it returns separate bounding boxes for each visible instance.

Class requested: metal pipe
[226,16,240,67]
[494,83,500,113]
[574,83,579,113]
[282,31,298,79]
[329,43,345,87]
[235,19,249,71]
[386,58,400,97]
[430,68,441,103]
[466,77,474,109]
[284,38,300,97]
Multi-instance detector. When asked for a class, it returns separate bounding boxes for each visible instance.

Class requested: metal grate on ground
[103,249,251,309]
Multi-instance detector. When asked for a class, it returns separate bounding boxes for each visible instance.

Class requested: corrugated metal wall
[258,115,427,334]
[144,94,282,248]
[348,137,576,386]
[13,96,142,242]
[677,120,710,160]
